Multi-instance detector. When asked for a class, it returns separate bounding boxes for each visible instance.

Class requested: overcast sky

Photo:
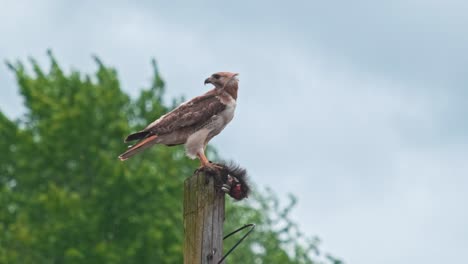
[1,1,468,263]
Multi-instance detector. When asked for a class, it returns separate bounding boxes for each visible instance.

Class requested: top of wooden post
[184,172,225,264]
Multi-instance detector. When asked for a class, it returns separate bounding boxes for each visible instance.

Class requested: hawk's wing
[120,90,227,159]
[145,92,226,135]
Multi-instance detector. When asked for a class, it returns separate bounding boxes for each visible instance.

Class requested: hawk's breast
[219,95,236,124]
[184,94,236,159]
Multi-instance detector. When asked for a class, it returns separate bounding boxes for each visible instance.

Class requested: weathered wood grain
[184,172,225,264]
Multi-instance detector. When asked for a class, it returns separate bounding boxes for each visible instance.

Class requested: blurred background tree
[0,52,341,264]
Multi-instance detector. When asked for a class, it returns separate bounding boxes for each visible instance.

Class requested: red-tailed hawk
[119,72,239,169]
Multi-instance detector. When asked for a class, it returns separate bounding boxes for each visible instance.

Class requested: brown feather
[124,131,150,142]
[119,135,158,161]
[144,92,226,135]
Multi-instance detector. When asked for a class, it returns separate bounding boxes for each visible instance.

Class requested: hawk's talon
[207,162,224,170]
[199,162,223,173]
[221,184,231,193]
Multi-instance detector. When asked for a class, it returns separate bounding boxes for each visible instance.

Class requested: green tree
[0,52,341,264]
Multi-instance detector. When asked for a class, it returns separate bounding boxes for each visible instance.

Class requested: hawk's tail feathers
[118,135,158,161]
[124,131,150,142]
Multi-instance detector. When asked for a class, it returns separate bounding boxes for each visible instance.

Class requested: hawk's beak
[204,77,212,85]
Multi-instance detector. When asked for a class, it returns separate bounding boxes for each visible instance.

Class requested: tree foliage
[0,53,341,264]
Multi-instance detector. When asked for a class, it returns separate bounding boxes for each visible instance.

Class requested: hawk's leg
[197,151,223,171]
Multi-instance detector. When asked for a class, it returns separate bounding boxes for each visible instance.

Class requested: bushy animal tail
[118,135,158,161]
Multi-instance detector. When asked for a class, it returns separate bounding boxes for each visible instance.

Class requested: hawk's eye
[212,74,221,79]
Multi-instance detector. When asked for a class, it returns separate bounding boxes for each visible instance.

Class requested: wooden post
[184,172,225,264]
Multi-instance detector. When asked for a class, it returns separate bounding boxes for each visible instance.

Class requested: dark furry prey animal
[199,162,250,201]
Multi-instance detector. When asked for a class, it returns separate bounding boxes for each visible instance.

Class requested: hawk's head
[204,72,239,89]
